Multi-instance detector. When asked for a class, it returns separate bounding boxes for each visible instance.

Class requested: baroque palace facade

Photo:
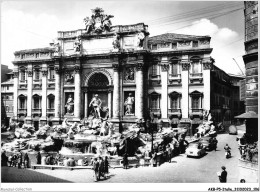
[11,8,243,131]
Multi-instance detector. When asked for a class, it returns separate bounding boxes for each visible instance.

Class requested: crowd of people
[1,150,30,169]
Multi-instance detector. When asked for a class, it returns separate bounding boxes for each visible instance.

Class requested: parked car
[199,137,214,151]
[185,142,206,157]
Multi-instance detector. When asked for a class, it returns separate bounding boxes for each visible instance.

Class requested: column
[84,92,88,118]
[160,57,169,120]
[40,64,47,125]
[74,65,81,120]
[181,61,190,119]
[135,63,144,119]
[203,60,212,111]
[112,64,120,119]
[25,64,33,124]
[54,65,61,121]
[13,70,19,121]
[108,90,112,118]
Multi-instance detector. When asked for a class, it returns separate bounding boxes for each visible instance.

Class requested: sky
[1,0,246,75]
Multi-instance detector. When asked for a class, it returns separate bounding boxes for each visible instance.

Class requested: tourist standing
[1,150,8,166]
[151,152,157,167]
[23,153,29,168]
[17,152,23,169]
[36,152,41,165]
[218,166,227,183]
[123,153,128,169]
[104,156,110,178]
[98,157,104,180]
[92,158,99,182]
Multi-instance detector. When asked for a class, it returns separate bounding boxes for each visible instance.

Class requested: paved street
[2,126,244,183]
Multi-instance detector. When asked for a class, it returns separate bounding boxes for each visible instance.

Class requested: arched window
[169,91,181,109]
[47,94,55,109]
[190,91,203,109]
[149,92,161,109]
[32,94,41,109]
[18,94,27,109]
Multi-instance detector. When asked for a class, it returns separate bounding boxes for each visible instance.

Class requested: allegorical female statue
[65,94,74,114]
[124,93,135,115]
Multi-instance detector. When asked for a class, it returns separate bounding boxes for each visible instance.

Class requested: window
[151,96,159,109]
[36,53,39,58]
[172,43,177,49]
[193,41,198,47]
[6,86,9,90]
[48,97,55,109]
[171,64,178,76]
[49,68,55,79]
[151,65,158,76]
[151,44,157,50]
[20,71,26,81]
[34,70,40,80]
[192,97,200,109]
[5,106,9,112]
[33,97,40,109]
[192,60,201,74]
[150,93,160,109]
[170,97,178,109]
[20,98,25,109]
[5,96,9,100]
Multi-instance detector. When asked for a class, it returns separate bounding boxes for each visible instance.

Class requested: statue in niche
[124,68,134,81]
[124,93,135,115]
[65,94,74,115]
[65,73,74,84]
[74,37,81,53]
[89,94,102,119]
[112,34,120,51]
[137,32,145,48]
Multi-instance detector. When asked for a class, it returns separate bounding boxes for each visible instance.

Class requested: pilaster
[25,64,33,124]
[74,62,81,120]
[13,69,19,121]
[181,61,190,119]
[53,60,61,124]
[160,57,169,120]
[203,60,212,111]
[40,64,48,125]
[135,62,144,119]
[112,63,120,119]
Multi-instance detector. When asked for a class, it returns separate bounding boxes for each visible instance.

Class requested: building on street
[9,8,244,132]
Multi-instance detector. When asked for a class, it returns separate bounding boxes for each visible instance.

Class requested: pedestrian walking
[167,144,173,163]
[212,137,218,151]
[23,153,29,168]
[151,152,157,167]
[8,154,13,167]
[36,152,41,165]
[92,158,99,182]
[218,166,227,183]
[98,157,104,180]
[123,153,128,169]
[1,151,8,166]
[104,156,111,178]
[17,152,23,169]
[12,154,18,167]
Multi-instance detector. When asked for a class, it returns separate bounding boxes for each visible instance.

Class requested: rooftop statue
[83,7,114,34]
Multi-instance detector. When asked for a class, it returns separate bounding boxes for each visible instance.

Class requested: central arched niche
[88,73,109,87]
